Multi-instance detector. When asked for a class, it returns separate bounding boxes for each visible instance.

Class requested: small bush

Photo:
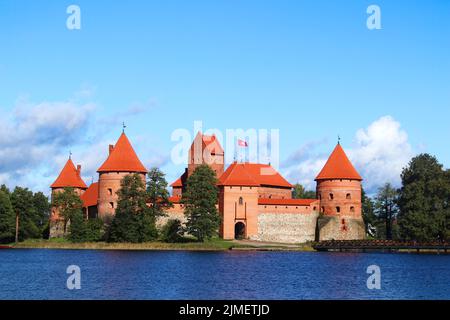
[161,219,184,243]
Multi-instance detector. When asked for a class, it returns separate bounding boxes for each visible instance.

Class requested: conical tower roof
[51,158,87,189]
[315,144,362,181]
[97,133,147,173]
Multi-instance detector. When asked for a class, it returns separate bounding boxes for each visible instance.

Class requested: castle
[50,131,366,242]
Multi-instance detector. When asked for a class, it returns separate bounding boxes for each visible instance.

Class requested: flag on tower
[238,139,248,147]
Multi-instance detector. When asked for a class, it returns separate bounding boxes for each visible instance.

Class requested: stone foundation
[49,220,67,238]
[252,212,319,244]
[317,215,365,241]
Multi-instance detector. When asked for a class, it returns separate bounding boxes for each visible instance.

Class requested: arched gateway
[234,222,246,239]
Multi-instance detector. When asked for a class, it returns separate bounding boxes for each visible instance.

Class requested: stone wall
[252,212,319,244]
[157,205,187,228]
[317,215,365,241]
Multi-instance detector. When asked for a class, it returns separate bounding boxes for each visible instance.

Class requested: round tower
[97,132,147,219]
[315,143,365,240]
[50,157,88,237]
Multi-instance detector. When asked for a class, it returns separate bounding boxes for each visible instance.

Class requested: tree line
[0,185,50,243]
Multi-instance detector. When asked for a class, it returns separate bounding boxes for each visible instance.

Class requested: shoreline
[8,239,315,252]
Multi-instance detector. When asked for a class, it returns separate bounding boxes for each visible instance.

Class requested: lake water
[0,249,449,300]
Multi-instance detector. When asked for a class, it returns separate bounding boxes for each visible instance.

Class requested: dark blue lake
[0,249,449,300]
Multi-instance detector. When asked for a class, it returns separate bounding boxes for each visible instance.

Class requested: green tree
[0,190,15,243]
[361,188,376,237]
[161,219,184,243]
[33,192,50,237]
[108,174,158,243]
[397,154,450,241]
[292,183,316,199]
[182,165,220,242]
[147,168,173,221]
[374,183,399,240]
[11,187,41,241]
[51,187,84,235]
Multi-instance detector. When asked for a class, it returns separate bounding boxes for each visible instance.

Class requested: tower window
[346,193,351,200]
[108,188,113,196]
[350,206,355,213]
[321,207,325,213]
[329,193,334,200]
[110,202,114,209]
[239,197,243,205]
[336,206,341,213]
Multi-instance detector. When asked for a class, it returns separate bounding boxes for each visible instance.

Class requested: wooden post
[15,211,19,243]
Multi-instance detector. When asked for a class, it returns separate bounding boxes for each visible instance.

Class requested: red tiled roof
[171,178,183,187]
[315,144,362,181]
[97,133,147,173]
[81,182,98,208]
[51,159,87,189]
[218,162,293,188]
[169,196,181,203]
[258,198,317,206]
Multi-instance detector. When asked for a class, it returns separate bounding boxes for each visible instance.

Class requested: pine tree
[374,183,399,240]
[11,187,41,240]
[147,167,173,221]
[182,165,220,242]
[0,190,15,243]
[398,154,450,241]
[292,183,316,199]
[108,174,158,243]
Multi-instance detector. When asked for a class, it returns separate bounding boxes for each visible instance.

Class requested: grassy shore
[10,238,314,252]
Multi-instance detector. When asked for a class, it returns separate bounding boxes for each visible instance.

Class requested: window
[350,206,355,213]
[346,193,351,200]
[329,193,334,200]
[108,188,113,196]
[110,202,114,209]
[341,218,346,225]
[239,197,243,205]
[313,206,317,211]
[336,206,341,213]
[321,207,325,213]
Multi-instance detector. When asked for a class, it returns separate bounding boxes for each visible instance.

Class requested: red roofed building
[170,137,365,242]
[50,130,365,242]
[50,158,88,237]
[315,143,365,240]
[49,132,148,237]
[97,132,148,218]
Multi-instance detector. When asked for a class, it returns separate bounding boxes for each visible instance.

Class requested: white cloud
[283,116,414,194]
[0,98,96,193]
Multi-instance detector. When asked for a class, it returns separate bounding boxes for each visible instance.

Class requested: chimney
[76,165,81,176]
[109,144,114,155]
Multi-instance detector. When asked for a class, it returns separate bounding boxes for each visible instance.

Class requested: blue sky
[0,0,449,194]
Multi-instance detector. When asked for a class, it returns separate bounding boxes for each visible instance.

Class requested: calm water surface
[0,249,449,300]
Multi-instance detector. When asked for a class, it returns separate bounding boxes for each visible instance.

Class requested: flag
[238,139,248,147]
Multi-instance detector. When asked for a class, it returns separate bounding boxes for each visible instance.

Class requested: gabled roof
[259,198,317,206]
[170,170,188,188]
[51,159,87,189]
[218,162,293,188]
[97,133,147,173]
[81,182,98,207]
[315,144,362,181]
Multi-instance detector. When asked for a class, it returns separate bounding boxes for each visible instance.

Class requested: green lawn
[10,238,313,251]
[11,238,245,251]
